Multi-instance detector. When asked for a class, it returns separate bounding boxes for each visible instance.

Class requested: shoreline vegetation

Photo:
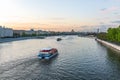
[96,25,120,52]
[97,25,120,46]
[0,26,120,46]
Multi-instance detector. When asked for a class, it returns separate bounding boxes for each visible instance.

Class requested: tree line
[97,25,120,43]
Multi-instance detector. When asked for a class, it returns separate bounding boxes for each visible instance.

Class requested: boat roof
[41,48,52,50]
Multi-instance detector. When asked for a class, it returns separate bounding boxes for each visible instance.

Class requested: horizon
[0,0,120,32]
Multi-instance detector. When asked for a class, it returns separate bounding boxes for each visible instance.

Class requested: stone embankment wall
[96,38,120,52]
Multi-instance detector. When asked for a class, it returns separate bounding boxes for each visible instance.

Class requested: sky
[0,0,120,32]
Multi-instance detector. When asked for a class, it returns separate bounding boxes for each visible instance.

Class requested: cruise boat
[38,48,58,59]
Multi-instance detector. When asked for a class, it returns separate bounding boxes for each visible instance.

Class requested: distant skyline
[0,0,120,32]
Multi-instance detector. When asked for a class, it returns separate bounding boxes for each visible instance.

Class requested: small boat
[57,38,62,41]
[38,48,58,59]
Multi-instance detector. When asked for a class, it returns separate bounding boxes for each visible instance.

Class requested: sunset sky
[0,0,120,32]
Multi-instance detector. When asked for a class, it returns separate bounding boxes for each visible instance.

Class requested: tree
[97,26,120,43]
[107,26,120,42]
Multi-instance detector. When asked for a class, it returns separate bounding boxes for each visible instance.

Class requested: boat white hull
[38,52,58,60]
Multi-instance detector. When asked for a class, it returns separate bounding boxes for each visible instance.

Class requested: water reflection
[107,48,120,61]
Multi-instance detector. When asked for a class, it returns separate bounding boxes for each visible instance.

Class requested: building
[25,29,36,35]
[13,29,50,37]
[0,26,13,38]
[13,30,25,37]
[36,30,49,35]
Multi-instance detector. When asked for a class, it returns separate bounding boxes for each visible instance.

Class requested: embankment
[96,38,120,53]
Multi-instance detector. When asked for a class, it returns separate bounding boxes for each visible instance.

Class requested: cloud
[116,15,120,18]
[49,17,66,21]
[100,6,119,14]
[95,24,116,32]
[99,22,105,24]
[79,24,118,32]
[100,8,107,11]
[111,20,120,23]
[114,12,119,14]
[74,25,98,32]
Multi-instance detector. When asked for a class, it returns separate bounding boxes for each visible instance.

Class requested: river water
[0,36,120,80]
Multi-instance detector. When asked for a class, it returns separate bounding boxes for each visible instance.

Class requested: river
[0,36,120,80]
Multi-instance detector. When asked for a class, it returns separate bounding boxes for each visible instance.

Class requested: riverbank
[0,37,45,43]
[96,38,120,52]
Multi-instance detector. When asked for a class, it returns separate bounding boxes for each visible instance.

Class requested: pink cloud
[100,6,119,14]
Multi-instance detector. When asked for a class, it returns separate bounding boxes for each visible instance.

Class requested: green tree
[107,26,120,42]
[97,26,120,43]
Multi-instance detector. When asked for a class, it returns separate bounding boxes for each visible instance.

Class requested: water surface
[0,36,120,80]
